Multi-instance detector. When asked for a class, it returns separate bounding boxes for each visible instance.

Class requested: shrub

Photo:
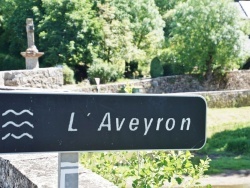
[160,50,186,76]
[162,62,186,76]
[124,61,143,79]
[63,64,75,85]
[0,53,25,70]
[150,57,163,78]
[87,61,123,84]
[81,151,211,187]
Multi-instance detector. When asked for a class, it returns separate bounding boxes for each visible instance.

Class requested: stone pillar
[21,18,44,69]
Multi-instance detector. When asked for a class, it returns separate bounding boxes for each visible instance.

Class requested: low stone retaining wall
[177,90,250,108]
[0,69,249,108]
[0,68,63,89]
[68,70,250,108]
[0,157,37,188]
[72,70,250,94]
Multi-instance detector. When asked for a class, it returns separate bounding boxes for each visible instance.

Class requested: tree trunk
[205,54,213,80]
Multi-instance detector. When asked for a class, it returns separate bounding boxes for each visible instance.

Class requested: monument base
[20,52,44,69]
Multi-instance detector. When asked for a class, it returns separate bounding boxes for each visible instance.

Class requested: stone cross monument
[21,18,44,69]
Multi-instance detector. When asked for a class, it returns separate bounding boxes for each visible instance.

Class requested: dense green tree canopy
[164,0,248,78]
[0,0,43,54]
[90,0,165,75]
[0,0,249,81]
[38,0,100,67]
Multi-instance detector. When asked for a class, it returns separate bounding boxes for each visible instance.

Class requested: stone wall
[69,70,250,108]
[70,70,250,94]
[0,68,63,89]
[0,157,37,188]
[176,90,250,108]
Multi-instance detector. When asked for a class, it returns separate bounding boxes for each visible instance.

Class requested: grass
[81,107,250,180]
[194,106,250,174]
[208,156,250,173]
[207,107,250,137]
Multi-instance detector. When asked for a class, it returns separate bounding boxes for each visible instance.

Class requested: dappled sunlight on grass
[202,127,250,154]
[197,107,250,174]
[207,107,250,127]
[207,107,250,137]
[197,126,250,174]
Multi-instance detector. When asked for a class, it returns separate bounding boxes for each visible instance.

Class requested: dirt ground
[199,170,250,187]
[0,153,250,188]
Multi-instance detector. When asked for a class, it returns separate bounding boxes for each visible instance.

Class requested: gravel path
[0,153,250,187]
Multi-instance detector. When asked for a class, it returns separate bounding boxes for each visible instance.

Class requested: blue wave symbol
[2,109,33,116]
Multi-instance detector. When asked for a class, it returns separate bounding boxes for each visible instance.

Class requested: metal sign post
[58,153,78,188]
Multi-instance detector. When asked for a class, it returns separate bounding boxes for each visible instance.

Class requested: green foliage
[0,0,43,56]
[0,53,24,70]
[130,151,210,188]
[160,49,186,75]
[200,127,250,155]
[39,0,100,67]
[0,0,165,79]
[241,20,250,36]
[118,83,134,93]
[162,62,186,76]
[124,61,142,79]
[150,57,163,78]
[226,137,250,154]
[154,0,185,16]
[207,156,250,174]
[89,0,165,77]
[164,0,249,78]
[81,152,129,187]
[0,0,248,81]
[197,125,250,174]
[111,0,165,55]
[124,83,133,93]
[81,151,210,187]
[62,64,75,85]
[89,2,138,66]
[87,60,123,84]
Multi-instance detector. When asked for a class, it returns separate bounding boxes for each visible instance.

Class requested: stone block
[0,157,37,188]
[0,68,63,89]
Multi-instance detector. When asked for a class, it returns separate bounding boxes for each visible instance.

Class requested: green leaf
[175,177,183,185]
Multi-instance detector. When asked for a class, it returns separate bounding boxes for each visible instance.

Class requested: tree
[0,0,165,80]
[109,0,165,75]
[38,0,101,67]
[89,0,165,77]
[0,0,43,55]
[88,2,139,65]
[154,0,184,15]
[164,0,248,79]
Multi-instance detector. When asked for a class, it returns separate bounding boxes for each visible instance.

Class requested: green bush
[87,61,123,84]
[124,61,143,79]
[160,51,186,76]
[0,53,25,70]
[63,64,75,85]
[162,62,186,76]
[150,57,163,78]
[81,151,210,187]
